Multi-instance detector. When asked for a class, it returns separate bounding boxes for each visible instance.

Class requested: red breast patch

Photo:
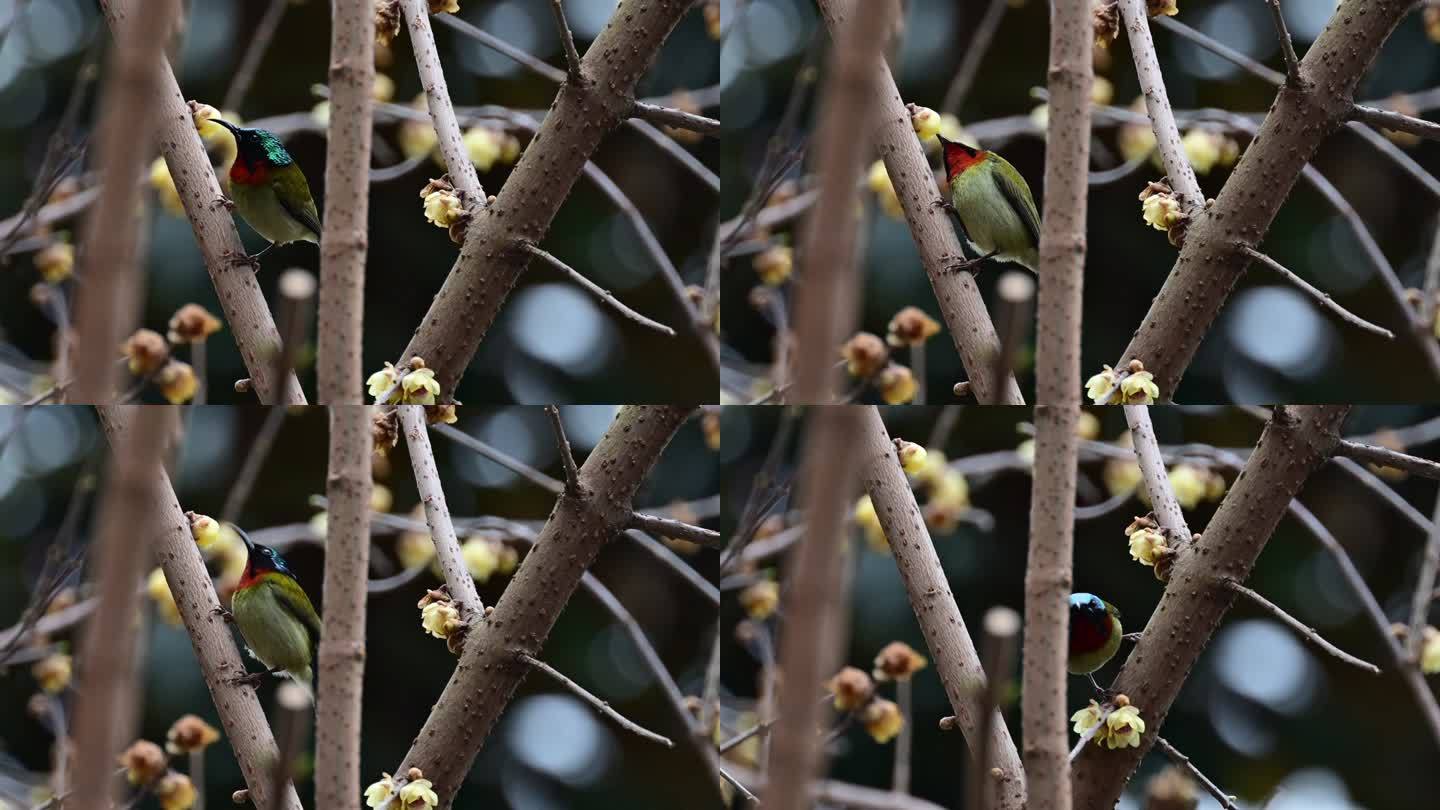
[230,159,270,186]
[942,141,985,181]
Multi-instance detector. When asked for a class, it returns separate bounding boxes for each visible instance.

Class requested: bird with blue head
[219,526,321,698]
[1069,592,1123,695]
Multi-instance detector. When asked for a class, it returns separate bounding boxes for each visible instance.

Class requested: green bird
[1069,592,1123,695]
[225,526,321,698]
[210,119,321,270]
[936,134,1040,274]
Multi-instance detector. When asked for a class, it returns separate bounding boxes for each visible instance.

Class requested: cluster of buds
[1071,693,1146,749]
[1125,515,1174,578]
[886,306,941,348]
[1086,359,1159,405]
[1181,128,1240,175]
[461,533,519,583]
[118,739,200,807]
[367,356,443,405]
[738,577,779,620]
[1093,2,1119,48]
[366,767,439,810]
[895,439,927,474]
[463,125,522,171]
[826,661,905,743]
[752,244,793,286]
[419,175,471,243]
[120,329,199,403]
[419,588,467,654]
[375,1,401,47]
[1138,179,1188,246]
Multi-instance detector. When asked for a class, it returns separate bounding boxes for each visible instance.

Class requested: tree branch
[1221,577,1379,674]
[1153,736,1239,810]
[1333,439,1440,480]
[939,0,1008,116]
[519,653,673,747]
[1240,246,1394,339]
[1123,404,1191,541]
[430,422,563,495]
[388,406,693,807]
[546,0,585,85]
[1115,0,1203,215]
[383,2,694,400]
[1260,0,1301,85]
[314,406,372,807]
[544,405,582,495]
[520,242,676,337]
[72,0,177,402]
[1350,104,1440,141]
[317,0,373,402]
[397,0,484,202]
[1409,490,1440,663]
[858,406,1027,810]
[1071,406,1349,808]
[96,405,302,810]
[814,0,1023,404]
[398,404,483,623]
[627,512,721,549]
[629,101,719,135]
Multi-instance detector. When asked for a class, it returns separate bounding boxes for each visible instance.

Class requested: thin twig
[520,653,674,746]
[940,0,1008,116]
[1409,490,1440,663]
[630,101,720,135]
[1123,404,1191,541]
[397,0,484,201]
[1153,736,1240,809]
[1259,0,1300,84]
[1240,246,1394,339]
[1349,104,1440,141]
[1116,0,1203,215]
[1221,577,1380,673]
[628,513,721,549]
[430,423,564,495]
[520,242,676,336]
[1334,439,1440,480]
[221,406,288,525]
[1424,213,1440,334]
[398,405,483,622]
[546,0,585,85]
[222,0,288,113]
[892,676,912,794]
[544,405,582,495]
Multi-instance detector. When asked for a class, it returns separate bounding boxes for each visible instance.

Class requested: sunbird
[225,526,321,697]
[1068,592,1123,694]
[936,134,1040,274]
[209,119,321,269]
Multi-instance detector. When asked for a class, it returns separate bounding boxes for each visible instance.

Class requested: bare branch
[1334,439,1440,480]
[1115,0,1203,215]
[1153,736,1240,810]
[1123,404,1191,541]
[430,422,564,495]
[1221,577,1380,674]
[939,0,1008,116]
[1350,104,1440,141]
[397,0,484,202]
[520,653,673,747]
[222,0,288,113]
[273,269,316,402]
[1240,246,1395,339]
[314,406,372,807]
[546,0,585,85]
[544,405,583,495]
[1259,0,1301,84]
[631,101,719,135]
[221,406,289,525]
[398,404,483,622]
[1409,491,1440,663]
[628,512,721,549]
[521,242,676,337]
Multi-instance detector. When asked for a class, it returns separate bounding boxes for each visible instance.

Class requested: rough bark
[1071,406,1350,808]
[397,0,484,201]
[317,0,374,402]
[1115,0,1413,398]
[789,1,894,402]
[97,0,305,405]
[390,406,693,807]
[762,406,866,809]
[70,407,167,807]
[858,407,1027,810]
[97,405,302,810]
[314,406,373,808]
[72,0,177,401]
[813,0,1023,405]
[398,404,482,621]
[389,2,691,398]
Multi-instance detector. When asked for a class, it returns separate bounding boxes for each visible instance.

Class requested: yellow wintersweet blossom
[401,367,441,405]
[872,641,928,682]
[753,245,794,286]
[420,600,462,640]
[147,568,182,626]
[1181,129,1221,175]
[1127,527,1168,566]
[739,579,779,620]
[34,241,75,284]
[854,494,887,550]
[364,775,397,808]
[1103,704,1145,749]
[1071,699,1104,737]
[155,772,197,810]
[460,536,500,582]
[463,127,502,171]
[1421,626,1440,675]
[910,104,942,142]
[32,653,72,694]
[188,513,221,550]
[896,441,927,474]
[828,666,875,711]
[1119,371,1159,405]
[1167,464,1207,510]
[367,363,401,403]
[399,777,439,809]
[423,189,465,229]
[165,715,221,754]
[120,740,168,785]
[866,160,904,219]
[861,698,904,743]
[1086,366,1119,404]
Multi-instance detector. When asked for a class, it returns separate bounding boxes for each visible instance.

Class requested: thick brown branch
[1071,406,1349,808]
[388,406,692,807]
[1334,439,1440,480]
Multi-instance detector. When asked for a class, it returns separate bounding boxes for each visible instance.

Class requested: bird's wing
[992,168,1041,249]
[272,170,322,238]
[274,583,322,658]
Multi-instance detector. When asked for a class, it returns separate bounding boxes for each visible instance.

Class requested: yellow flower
[1117,100,1157,164]
[854,494,887,550]
[189,513,221,550]
[399,777,439,809]
[910,104,942,142]
[887,306,942,347]
[1086,366,1118,404]
[463,127,502,171]
[866,160,904,219]
[149,157,185,216]
[165,715,221,754]
[1421,626,1440,674]
[842,332,889,378]
[938,114,974,147]
[1204,469,1227,501]
[167,303,222,344]
[861,698,904,743]
[428,0,459,14]
[401,367,441,405]
[1181,129,1221,175]
[367,363,401,403]
[364,774,397,808]
[1145,0,1178,18]
[738,579,779,621]
[1104,457,1142,497]
[397,529,437,570]
[827,666,875,712]
[499,133,522,165]
[872,641,928,682]
[399,120,439,160]
[1167,464,1207,510]
[311,101,330,127]
[34,242,74,284]
[1127,527,1168,566]
[1091,76,1114,107]
[461,536,500,582]
[1093,2,1119,48]
[932,471,970,513]
[753,245,794,286]
[371,484,394,514]
[420,600,463,640]
[1119,371,1159,405]
[119,740,168,785]
[1030,103,1050,131]
[1016,439,1036,467]
[1071,699,1104,736]
[1077,411,1101,440]
[878,365,917,404]
[373,73,396,103]
[156,771,197,810]
[147,568,182,626]
[911,448,948,490]
[309,511,329,539]
[702,411,720,451]
[32,654,71,694]
[1103,704,1145,749]
[1428,6,1440,44]
[123,329,170,376]
[1141,193,1183,232]
[897,441,927,474]
[156,361,198,404]
[423,189,465,229]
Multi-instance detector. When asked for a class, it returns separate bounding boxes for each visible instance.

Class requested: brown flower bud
[826,666,876,712]
[167,303,223,344]
[842,332,889,378]
[886,306,942,347]
[123,329,170,376]
[872,641,928,682]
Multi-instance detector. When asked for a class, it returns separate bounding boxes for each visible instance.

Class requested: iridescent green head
[211,119,294,169]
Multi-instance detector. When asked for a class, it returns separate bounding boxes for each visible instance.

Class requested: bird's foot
[229,670,269,689]
[210,605,234,624]
[930,199,958,217]
[212,195,237,212]
[943,250,998,276]
[223,249,262,272]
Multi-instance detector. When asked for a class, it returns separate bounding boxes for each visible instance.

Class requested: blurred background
[0,405,721,809]
[719,0,1440,403]
[720,404,1440,809]
[0,0,719,404]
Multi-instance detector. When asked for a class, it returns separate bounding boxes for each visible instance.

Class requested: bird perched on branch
[221,526,321,698]
[935,134,1040,274]
[208,119,321,270]
[1069,592,1123,694]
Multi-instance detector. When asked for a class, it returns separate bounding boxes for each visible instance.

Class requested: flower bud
[872,641,928,682]
[753,245,794,286]
[886,306,941,347]
[827,666,875,712]
[739,579,779,621]
[878,364,918,404]
[842,332,889,378]
[167,303,222,344]
[123,329,170,376]
[119,740,167,785]
[156,361,198,404]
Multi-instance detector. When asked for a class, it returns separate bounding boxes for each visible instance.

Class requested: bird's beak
[232,524,256,552]
[210,118,240,135]
[936,134,953,149]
